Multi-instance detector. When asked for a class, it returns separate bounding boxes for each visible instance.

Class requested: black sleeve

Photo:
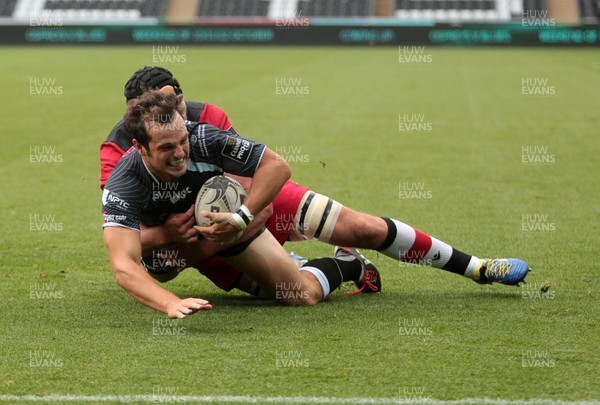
[102,188,142,231]
[101,154,147,231]
[189,123,266,177]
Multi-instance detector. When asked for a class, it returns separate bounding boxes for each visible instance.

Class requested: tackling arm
[239,148,290,218]
[138,195,274,257]
[197,148,290,244]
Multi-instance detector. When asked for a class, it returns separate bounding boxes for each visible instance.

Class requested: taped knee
[293,191,342,243]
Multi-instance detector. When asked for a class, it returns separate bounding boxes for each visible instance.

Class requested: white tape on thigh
[293,191,343,243]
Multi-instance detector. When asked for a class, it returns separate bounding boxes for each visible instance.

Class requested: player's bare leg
[328,208,387,249]
[290,191,529,285]
[222,230,321,305]
[222,230,378,305]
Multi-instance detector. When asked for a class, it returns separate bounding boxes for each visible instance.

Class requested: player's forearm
[243,150,290,216]
[235,203,273,242]
[224,173,273,235]
[113,262,180,315]
[186,211,269,254]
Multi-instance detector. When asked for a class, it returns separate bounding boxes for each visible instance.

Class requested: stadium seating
[578,0,599,22]
[0,0,18,17]
[394,0,511,22]
[522,0,546,13]
[197,0,269,17]
[196,0,376,19]
[3,0,595,24]
[13,0,169,21]
[296,0,376,17]
[45,0,168,17]
[197,0,270,17]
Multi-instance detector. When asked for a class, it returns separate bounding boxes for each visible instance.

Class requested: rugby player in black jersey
[101,67,530,301]
[103,90,379,318]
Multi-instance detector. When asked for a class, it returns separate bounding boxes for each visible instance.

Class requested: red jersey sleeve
[199,104,236,133]
[99,141,126,189]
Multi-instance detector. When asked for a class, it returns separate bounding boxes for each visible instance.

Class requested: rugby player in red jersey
[101,67,530,299]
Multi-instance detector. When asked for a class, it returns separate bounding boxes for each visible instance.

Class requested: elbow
[279,160,292,182]
[113,268,128,289]
[284,166,292,183]
[263,147,291,185]
[111,265,133,290]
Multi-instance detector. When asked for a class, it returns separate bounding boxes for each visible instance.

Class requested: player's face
[143,114,189,182]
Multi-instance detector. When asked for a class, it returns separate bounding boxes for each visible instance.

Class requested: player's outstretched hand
[166,298,212,319]
[194,210,243,245]
[161,205,199,244]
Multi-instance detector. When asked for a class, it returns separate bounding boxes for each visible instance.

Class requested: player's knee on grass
[234,273,321,304]
[219,229,323,305]
[273,279,322,306]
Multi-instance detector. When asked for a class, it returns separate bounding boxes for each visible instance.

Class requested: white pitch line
[0,395,599,404]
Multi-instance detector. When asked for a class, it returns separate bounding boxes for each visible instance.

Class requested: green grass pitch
[0,46,599,404]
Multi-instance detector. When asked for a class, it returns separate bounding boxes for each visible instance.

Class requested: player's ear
[159,85,175,96]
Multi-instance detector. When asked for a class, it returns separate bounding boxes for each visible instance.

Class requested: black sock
[300,258,362,298]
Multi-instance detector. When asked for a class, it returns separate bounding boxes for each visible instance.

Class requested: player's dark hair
[124,90,179,149]
[124,66,183,102]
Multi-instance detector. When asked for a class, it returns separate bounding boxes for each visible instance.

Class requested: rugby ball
[194,175,247,227]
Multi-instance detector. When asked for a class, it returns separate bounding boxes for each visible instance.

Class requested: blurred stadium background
[0,0,598,45]
[0,0,598,22]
